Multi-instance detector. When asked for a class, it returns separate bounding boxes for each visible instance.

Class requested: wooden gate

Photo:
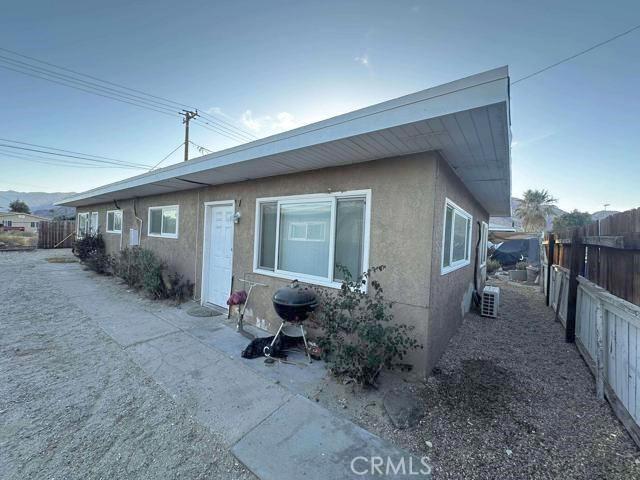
[38,220,76,249]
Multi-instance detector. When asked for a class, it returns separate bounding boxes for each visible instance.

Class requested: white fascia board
[57,66,509,207]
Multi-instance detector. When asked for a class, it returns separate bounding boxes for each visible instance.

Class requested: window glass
[90,212,98,234]
[78,213,89,236]
[443,206,453,267]
[149,209,162,234]
[452,211,468,262]
[162,207,177,234]
[334,198,365,281]
[278,202,331,277]
[442,200,472,273]
[480,223,488,264]
[259,203,277,270]
[289,222,307,240]
[114,211,122,232]
[107,211,121,232]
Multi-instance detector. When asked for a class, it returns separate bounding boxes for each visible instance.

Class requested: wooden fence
[543,207,640,446]
[38,220,76,249]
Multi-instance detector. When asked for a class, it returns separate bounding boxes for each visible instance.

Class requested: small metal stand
[263,321,312,364]
[236,277,267,339]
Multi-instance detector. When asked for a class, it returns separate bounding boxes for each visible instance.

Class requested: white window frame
[480,221,488,267]
[106,209,123,234]
[253,190,371,289]
[147,205,179,239]
[77,212,89,238]
[441,198,473,275]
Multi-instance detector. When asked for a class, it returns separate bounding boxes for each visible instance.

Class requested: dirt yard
[2,249,639,479]
[0,250,254,480]
[315,278,640,479]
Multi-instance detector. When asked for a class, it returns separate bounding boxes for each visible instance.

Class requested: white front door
[206,204,234,308]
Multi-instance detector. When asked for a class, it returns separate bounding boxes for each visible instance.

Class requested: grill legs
[300,323,311,364]
[263,321,312,364]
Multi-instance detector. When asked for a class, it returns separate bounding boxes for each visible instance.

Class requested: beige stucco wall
[77,151,489,378]
[425,157,489,372]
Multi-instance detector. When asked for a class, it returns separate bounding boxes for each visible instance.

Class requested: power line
[193,117,255,143]
[198,111,256,140]
[0,144,152,169]
[0,150,143,169]
[0,137,145,165]
[512,23,640,85]
[0,64,180,118]
[149,142,185,170]
[0,60,253,144]
[0,46,258,140]
[189,140,214,155]
[2,157,137,170]
[0,54,184,113]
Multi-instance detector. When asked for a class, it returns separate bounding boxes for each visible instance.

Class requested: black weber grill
[272,281,318,322]
[264,280,317,361]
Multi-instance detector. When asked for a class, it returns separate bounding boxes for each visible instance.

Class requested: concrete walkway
[47,252,428,479]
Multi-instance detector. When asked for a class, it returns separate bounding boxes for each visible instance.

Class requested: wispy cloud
[354,53,370,68]
[206,106,225,116]
[241,110,298,135]
[511,132,557,149]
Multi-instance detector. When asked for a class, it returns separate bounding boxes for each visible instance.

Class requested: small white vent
[481,286,500,318]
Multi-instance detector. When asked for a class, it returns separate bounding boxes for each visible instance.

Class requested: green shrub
[73,234,109,273]
[140,249,165,298]
[486,258,501,274]
[77,244,192,303]
[113,248,142,287]
[113,247,165,297]
[73,233,105,262]
[314,265,421,387]
[168,273,195,303]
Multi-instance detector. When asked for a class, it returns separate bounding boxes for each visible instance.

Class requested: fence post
[595,298,605,401]
[546,233,555,307]
[565,228,583,343]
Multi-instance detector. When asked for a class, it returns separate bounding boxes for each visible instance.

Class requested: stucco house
[58,67,511,378]
[0,212,48,233]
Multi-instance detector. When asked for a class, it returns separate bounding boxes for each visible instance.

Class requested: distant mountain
[0,191,76,218]
[591,210,620,222]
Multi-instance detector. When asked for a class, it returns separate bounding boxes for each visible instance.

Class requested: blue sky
[1,0,638,213]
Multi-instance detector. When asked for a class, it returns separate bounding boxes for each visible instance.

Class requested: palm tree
[515,189,557,232]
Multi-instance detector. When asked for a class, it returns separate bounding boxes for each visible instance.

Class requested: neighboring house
[58,67,512,377]
[0,212,48,233]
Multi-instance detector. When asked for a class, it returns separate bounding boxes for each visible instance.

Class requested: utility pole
[180,110,198,161]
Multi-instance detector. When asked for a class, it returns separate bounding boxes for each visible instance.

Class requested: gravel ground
[316,277,640,479]
[0,250,255,480]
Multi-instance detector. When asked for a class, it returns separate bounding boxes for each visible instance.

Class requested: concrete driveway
[0,250,426,479]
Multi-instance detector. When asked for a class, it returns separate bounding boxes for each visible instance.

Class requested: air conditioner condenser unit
[481,286,500,318]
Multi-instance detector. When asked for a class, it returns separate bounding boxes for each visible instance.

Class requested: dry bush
[0,231,37,247]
